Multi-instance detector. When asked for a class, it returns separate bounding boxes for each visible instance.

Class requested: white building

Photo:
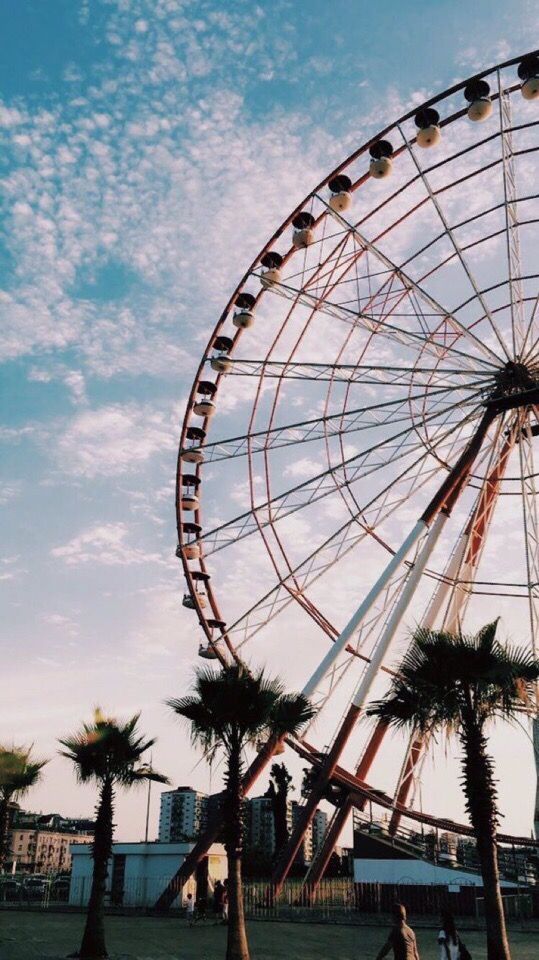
[158,786,208,842]
[69,841,227,908]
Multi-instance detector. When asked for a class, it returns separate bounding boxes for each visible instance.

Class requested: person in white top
[438,910,460,960]
[185,892,196,927]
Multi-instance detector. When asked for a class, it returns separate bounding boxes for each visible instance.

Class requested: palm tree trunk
[460,716,511,960]
[224,742,250,960]
[0,797,10,872]
[79,777,114,959]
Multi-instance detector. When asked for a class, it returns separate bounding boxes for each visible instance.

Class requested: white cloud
[54,402,178,477]
[50,522,164,566]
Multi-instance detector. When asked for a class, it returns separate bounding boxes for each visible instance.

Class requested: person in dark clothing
[213,880,224,921]
[375,903,421,960]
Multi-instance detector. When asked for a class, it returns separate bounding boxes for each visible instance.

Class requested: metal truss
[198,396,484,556]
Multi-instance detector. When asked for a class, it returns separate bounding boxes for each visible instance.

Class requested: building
[10,825,93,874]
[69,841,227,908]
[158,786,208,842]
[312,808,328,853]
[8,810,94,874]
[245,795,327,864]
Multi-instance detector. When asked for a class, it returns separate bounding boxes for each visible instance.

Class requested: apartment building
[158,786,209,842]
[9,812,94,874]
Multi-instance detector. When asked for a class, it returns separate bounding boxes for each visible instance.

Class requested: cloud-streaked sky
[2,0,538,843]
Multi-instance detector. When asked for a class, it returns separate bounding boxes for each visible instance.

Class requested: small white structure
[69,841,227,908]
[353,857,518,889]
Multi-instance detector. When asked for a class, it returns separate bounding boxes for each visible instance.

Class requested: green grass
[0,912,538,959]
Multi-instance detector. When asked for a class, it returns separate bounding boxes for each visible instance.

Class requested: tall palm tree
[60,709,168,960]
[168,662,314,960]
[0,745,47,870]
[266,763,293,859]
[368,620,539,960]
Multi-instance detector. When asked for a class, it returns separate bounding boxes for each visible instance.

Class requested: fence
[1,874,537,924]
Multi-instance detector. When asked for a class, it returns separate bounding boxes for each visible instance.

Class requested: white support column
[302,519,428,699]
[351,510,448,710]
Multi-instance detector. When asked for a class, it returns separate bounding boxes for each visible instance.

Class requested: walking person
[375,903,421,960]
[438,909,471,960]
[184,892,196,927]
[213,879,224,922]
[221,880,229,924]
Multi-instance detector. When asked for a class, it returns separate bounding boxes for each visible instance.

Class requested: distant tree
[265,763,293,858]
[0,745,47,870]
[60,709,168,960]
[368,620,539,960]
[169,663,314,960]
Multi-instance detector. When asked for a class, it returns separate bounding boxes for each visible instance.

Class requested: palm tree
[266,763,293,859]
[60,709,168,960]
[0,745,47,870]
[168,662,314,960]
[368,620,539,960]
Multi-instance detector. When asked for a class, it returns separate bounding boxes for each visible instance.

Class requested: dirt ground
[1,911,538,959]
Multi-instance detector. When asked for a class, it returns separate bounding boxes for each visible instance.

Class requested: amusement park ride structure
[158,51,539,909]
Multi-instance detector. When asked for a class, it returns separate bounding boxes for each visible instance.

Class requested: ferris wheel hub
[490,361,539,406]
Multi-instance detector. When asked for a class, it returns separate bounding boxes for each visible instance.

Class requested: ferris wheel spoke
[260,276,496,372]
[198,394,484,556]
[497,72,528,358]
[229,444,455,651]
[314,191,502,367]
[198,384,470,463]
[396,123,512,363]
[214,358,490,387]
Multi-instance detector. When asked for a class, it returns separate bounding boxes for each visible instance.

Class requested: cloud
[50,521,164,566]
[54,402,178,478]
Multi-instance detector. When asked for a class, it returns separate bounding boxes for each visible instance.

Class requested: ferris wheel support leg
[272,408,495,894]
[304,717,388,891]
[153,734,282,910]
[389,423,515,836]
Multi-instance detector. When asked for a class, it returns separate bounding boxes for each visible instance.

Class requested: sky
[1,0,539,847]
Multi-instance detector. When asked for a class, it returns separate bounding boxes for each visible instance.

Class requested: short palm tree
[60,709,168,960]
[368,620,539,960]
[168,663,314,960]
[0,745,47,870]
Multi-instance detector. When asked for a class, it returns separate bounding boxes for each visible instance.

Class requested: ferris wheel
[166,50,539,904]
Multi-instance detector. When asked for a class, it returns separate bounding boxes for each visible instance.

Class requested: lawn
[0,912,538,959]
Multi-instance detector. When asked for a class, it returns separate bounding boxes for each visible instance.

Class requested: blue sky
[1,0,538,842]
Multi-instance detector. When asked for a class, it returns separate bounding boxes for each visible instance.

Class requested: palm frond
[59,711,167,788]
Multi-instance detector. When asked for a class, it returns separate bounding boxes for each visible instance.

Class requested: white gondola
[180,493,199,511]
[183,542,201,560]
[328,174,352,212]
[415,108,441,148]
[210,355,232,373]
[193,397,216,416]
[292,211,315,248]
[519,55,539,100]
[181,447,204,463]
[260,252,283,287]
[181,426,205,464]
[193,381,217,417]
[180,474,200,512]
[369,140,394,179]
[211,335,234,372]
[179,522,202,562]
[464,79,492,122]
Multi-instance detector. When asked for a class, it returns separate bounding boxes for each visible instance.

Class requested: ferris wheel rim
[175,53,539,851]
